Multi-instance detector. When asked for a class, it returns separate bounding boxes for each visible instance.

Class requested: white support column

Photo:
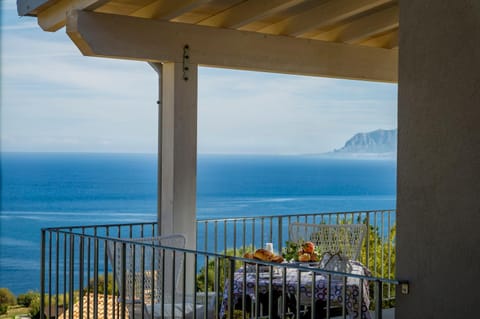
[152,62,198,250]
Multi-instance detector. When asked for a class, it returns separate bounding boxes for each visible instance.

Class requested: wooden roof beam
[360,30,399,49]
[259,0,394,37]
[339,6,399,44]
[66,10,397,82]
[198,0,303,29]
[36,0,107,31]
[129,0,210,20]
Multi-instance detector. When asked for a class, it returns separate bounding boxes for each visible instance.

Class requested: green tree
[17,290,40,307]
[28,294,41,319]
[0,288,16,315]
[196,247,252,293]
[84,274,117,295]
[0,304,8,316]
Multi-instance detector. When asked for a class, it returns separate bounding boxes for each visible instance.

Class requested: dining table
[219,260,371,319]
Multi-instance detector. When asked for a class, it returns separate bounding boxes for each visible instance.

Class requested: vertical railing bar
[269,217,273,243]
[63,232,67,319]
[268,265,273,318]
[149,244,155,319]
[69,234,75,319]
[227,258,235,319]
[365,213,370,269]
[110,241,118,319]
[87,237,91,319]
[359,278,364,319]
[214,221,218,254]
[381,212,385,279]
[55,232,59,319]
[296,268,301,319]
[374,212,378,276]
[233,220,237,256]
[203,255,208,319]
[388,211,393,301]
[40,230,46,319]
[311,271,316,319]
[93,236,99,319]
[342,275,347,319]
[79,236,84,319]
[252,219,256,250]
[281,265,287,319]
[278,216,283,254]
[242,219,247,253]
[242,260,247,319]
[204,221,208,252]
[255,264,260,318]
[326,273,331,319]
[120,243,126,319]
[223,220,227,254]
[260,218,265,250]
[170,249,176,319]
[47,231,52,319]
[161,247,165,319]
[193,253,198,319]
[375,280,383,319]
[214,257,220,319]
[103,239,108,319]
[140,241,146,319]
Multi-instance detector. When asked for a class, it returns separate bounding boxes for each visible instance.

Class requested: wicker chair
[107,234,207,319]
[288,222,367,261]
[287,223,368,318]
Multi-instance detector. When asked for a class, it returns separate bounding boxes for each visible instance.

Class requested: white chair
[107,234,207,319]
[288,222,367,261]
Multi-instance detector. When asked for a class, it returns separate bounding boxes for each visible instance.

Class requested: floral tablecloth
[220,261,371,319]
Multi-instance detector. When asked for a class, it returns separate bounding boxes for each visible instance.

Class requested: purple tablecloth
[220,261,371,319]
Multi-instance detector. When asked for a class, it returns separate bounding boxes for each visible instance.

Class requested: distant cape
[318,129,397,159]
[335,129,397,153]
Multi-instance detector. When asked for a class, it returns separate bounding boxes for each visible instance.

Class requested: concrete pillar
[397,1,480,318]
[152,62,198,251]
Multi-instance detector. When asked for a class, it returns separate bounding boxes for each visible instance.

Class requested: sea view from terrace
[0,152,396,295]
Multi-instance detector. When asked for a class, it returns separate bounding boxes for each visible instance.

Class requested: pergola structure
[17,1,480,318]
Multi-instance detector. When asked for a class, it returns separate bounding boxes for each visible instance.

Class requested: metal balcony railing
[40,210,398,319]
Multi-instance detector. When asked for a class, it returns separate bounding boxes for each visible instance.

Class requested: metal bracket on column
[183,45,190,81]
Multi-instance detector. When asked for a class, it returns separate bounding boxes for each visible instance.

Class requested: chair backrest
[107,234,186,304]
[288,223,366,261]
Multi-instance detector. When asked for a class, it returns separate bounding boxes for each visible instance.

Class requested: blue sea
[0,152,396,295]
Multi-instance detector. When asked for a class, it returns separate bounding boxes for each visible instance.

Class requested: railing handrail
[196,208,395,222]
[42,228,230,260]
[41,221,158,232]
[40,209,396,232]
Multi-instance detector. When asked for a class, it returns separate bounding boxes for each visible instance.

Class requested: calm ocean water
[0,153,396,295]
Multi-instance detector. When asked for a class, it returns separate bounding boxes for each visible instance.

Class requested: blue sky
[1,0,397,155]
